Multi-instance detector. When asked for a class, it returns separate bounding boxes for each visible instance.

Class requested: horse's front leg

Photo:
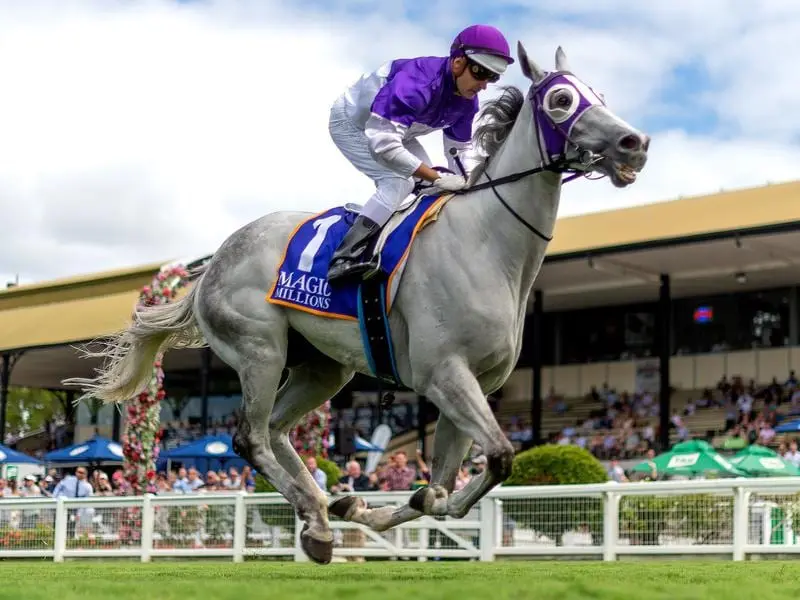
[417,355,515,519]
[329,414,472,531]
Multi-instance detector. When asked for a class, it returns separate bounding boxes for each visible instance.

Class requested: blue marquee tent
[0,443,42,465]
[158,434,249,473]
[44,435,124,465]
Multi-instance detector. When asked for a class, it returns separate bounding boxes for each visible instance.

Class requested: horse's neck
[462,99,562,301]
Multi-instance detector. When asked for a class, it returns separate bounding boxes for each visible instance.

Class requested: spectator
[471,455,487,476]
[205,471,220,491]
[384,451,417,491]
[608,459,628,483]
[224,467,241,490]
[784,440,800,468]
[19,475,41,497]
[95,472,114,496]
[454,466,471,491]
[53,467,94,538]
[305,456,327,492]
[173,467,204,493]
[239,466,256,492]
[53,467,93,499]
[331,461,375,494]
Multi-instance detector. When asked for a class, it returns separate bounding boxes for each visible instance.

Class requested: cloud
[0,0,797,286]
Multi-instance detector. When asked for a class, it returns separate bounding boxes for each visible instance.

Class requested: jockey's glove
[432,174,467,192]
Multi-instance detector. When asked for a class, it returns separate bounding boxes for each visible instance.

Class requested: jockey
[326,24,514,284]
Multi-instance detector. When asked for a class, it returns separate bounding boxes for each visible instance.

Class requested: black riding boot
[327,214,381,284]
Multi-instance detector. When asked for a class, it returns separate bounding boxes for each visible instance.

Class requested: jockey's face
[452,56,496,98]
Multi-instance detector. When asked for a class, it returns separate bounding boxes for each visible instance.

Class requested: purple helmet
[450,24,514,75]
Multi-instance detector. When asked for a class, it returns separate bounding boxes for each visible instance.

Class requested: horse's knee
[233,429,253,462]
[487,442,515,482]
[233,421,270,465]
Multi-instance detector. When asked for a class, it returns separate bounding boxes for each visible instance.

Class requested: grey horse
[65,42,649,563]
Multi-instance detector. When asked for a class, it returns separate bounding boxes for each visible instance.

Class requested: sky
[1,0,799,286]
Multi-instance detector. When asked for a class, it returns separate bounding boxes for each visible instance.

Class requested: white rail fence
[1,478,799,562]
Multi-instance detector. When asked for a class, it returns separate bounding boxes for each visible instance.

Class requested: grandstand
[1,180,799,467]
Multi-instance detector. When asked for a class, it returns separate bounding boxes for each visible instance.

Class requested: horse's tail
[64,265,208,405]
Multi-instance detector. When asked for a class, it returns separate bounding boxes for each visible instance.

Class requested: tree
[5,387,63,435]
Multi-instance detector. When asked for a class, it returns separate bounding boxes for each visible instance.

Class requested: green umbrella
[632,439,746,477]
[734,444,779,458]
[729,444,800,477]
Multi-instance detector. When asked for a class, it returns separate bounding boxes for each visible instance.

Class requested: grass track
[0,560,799,599]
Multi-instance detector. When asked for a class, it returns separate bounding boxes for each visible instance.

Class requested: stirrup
[327,254,378,283]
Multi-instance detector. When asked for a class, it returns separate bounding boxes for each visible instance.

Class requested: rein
[441,71,608,242]
[438,146,601,243]
[454,150,599,242]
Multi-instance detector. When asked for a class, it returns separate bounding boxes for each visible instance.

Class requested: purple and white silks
[339,56,480,179]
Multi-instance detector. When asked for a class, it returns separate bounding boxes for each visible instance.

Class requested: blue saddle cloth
[267,193,446,320]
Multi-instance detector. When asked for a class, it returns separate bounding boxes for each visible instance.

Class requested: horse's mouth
[595,154,645,188]
[614,162,638,184]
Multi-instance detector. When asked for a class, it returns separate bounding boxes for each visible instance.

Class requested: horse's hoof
[409,486,429,512]
[329,495,364,520]
[300,525,334,565]
[409,485,448,515]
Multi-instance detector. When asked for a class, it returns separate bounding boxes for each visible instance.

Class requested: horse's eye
[550,90,572,110]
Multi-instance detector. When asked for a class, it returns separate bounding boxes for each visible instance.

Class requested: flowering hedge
[291,399,332,459]
[120,261,333,492]
[122,264,190,494]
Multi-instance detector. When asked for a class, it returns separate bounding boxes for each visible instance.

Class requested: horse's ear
[555,46,569,71]
[517,41,546,83]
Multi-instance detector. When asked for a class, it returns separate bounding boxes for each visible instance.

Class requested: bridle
[432,70,608,243]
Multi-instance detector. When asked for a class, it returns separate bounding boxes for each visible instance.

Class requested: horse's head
[517,42,649,187]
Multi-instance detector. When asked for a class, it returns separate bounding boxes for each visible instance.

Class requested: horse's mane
[469,86,526,181]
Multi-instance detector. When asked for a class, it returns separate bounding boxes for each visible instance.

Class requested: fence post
[732,485,749,561]
[602,490,619,562]
[140,494,154,562]
[232,491,247,563]
[53,496,67,563]
[479,496,495,562]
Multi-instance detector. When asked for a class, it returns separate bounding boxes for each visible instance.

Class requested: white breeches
[329,96,431,227]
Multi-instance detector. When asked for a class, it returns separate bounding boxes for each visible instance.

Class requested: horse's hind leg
[330,414,472,532]
[220,324,336,563]
[267,358,354,555]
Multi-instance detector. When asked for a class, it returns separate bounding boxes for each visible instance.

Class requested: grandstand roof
[538,180,800,310]
[547,180,799,258]
[2,179,799,387]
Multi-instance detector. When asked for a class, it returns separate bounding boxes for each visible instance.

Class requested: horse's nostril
[618,134,640,151]
[642,136,651,152]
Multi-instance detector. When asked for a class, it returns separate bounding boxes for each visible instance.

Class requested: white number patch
[297,215,342,272]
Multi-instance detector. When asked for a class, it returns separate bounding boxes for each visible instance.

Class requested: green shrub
[255,455,342,493]
[504,444,609,486]
[619,494,733,545]
[501,444,608,546]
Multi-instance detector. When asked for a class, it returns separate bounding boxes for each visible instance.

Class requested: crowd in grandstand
[513,370,800,466]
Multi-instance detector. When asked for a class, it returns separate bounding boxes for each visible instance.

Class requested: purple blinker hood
[527,70,607,175]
